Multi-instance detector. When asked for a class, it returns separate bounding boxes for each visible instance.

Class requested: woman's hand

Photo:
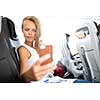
[32,54,57,81]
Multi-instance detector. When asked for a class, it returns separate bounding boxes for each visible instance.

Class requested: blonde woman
[17,16,56,82]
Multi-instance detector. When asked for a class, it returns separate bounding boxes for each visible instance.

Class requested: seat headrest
[2,17,17,40]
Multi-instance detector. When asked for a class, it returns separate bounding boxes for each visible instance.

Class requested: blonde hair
[22,16,41,49]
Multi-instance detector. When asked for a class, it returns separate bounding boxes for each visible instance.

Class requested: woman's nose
[28,30,32,35]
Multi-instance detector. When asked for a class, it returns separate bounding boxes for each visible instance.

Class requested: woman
[17,16,56,82]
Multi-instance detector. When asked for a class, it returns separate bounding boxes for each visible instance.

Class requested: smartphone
[37,45,53,65]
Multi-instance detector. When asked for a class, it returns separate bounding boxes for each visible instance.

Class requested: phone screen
[37,45,53,65]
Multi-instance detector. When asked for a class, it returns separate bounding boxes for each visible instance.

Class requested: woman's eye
[32,29,36,32]
[24,28,30,31]
[24,28,36,32]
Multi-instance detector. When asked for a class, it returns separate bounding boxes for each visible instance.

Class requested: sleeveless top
[21,43,39,68]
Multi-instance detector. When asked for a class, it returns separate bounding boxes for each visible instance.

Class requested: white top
[21,43,39,68]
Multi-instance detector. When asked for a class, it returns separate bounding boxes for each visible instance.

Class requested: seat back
[0,17,22,82]
[76,21,100,82]
[59,34,83,78]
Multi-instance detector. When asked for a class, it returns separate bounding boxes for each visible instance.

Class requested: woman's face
[22,20,37,43]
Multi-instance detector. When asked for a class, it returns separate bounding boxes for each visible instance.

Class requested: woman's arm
[18,47,57,82]
[17,46,34,82]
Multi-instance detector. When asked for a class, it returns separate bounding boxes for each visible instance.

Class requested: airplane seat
[59,33,83,79]
[0,16,24,82]
[76,21,100,82]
